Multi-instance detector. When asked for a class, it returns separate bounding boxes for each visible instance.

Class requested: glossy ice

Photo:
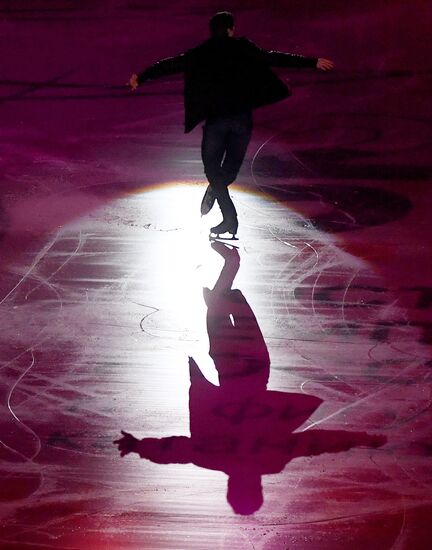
[0,1,431,548]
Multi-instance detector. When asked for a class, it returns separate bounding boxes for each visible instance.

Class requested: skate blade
[209,233,239,242]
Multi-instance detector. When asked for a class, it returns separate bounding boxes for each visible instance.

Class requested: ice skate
[209,219,239,241]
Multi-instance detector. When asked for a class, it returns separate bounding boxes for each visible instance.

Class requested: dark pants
[201,111,253,225]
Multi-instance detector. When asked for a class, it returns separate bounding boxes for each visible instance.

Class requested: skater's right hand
[126,73,139,90]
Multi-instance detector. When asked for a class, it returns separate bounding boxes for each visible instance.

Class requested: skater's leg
[221,111,253,186]
[201,118,228,187]
[201,118,229,216]
[201,118,238,231]
[201,112,252,188]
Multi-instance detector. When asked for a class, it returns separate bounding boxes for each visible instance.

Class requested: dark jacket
[138,36,317,133]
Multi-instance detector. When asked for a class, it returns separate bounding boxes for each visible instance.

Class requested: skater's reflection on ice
[114,242,386,514]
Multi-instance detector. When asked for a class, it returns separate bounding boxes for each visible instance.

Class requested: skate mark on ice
[0,71,75,104]
[24,230,85,300]
[0,232,60,306]
[139,304,161,336]
[6,350,42,461]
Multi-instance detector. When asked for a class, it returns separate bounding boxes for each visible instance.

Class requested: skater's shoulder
[185,35,258,61]
[237,36,258,47]
[235,36,264,56]
[190,35,252,49]
[185,38,213,56]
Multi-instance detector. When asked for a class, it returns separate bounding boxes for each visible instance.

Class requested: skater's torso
[183,36,291,132]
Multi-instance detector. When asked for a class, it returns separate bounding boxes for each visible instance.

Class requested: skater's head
[209,11,235,38]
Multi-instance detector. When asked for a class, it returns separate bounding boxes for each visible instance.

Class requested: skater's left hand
[113,430,138,456]
[316,58,334,71]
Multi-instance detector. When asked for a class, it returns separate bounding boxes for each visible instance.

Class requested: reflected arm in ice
[114,431,193,463]
[251,429,386,468]
[291,429,386,456]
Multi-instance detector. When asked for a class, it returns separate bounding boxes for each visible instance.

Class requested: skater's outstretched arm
[127,53,186,90]
[114,430,193,463]
[245,39,333,71]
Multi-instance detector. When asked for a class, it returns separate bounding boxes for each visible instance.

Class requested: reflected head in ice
[227,471,263,515]
[114,242,386,515]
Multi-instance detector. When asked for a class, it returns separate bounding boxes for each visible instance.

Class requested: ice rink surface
[0,1,431,548]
